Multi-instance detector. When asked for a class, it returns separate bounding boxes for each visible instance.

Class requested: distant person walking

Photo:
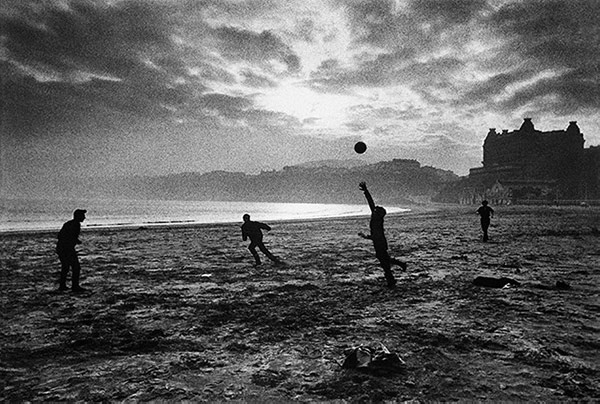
[358,182,407,288]
[56,209,87,293]
[241,214,280,266]
[477,200,494,242]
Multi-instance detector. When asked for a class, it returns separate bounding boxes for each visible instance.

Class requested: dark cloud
[409,0,489,25]
[193,93,253,116]
[310,51,461,101]
[397,57,464,96]
[241,69,278,88]
[309,50,414,90]
[0,0,197,127]
[176,92,301,131]
[289,18,319,43]
[311,1,471,93]
[342,0,418,50]
[335,0,600,118]
[1,62,186,141]
[491,0,600,69]
[181,0,280,21]
[308,59,352,93]
[212,27,301,73]
[457,65,600,116]
[460,70,530,105]
[1,1,178,78]
[0,1,303,139]
[353,51,417,86]
[341,0,487,51]
[498,69,600,115]
[458,0,600,113]
[244,108,302,130]
[348,104,425,122]
[1,64,198,143]
[192,61,237,85]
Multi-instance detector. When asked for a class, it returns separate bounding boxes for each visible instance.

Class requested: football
[354,141,367,154]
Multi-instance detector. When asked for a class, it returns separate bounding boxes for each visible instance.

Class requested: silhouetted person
[477,200,494,242]
[56,209,87,293]
[241,214,280,266]
[358,182,406,288]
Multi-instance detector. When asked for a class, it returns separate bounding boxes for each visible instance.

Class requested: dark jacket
[241,221,271,242]
[477,205,494,220]
[56,219,81,251]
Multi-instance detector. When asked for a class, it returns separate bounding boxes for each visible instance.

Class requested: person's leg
[248,242,261,265]
[257,241,279,262]
[481,218,490,241]
[391,257,407,271]
[376,250,396,287]
[71,253,81,290]
[58,254,69,290]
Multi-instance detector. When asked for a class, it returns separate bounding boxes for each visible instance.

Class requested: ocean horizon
[0,197,409,233]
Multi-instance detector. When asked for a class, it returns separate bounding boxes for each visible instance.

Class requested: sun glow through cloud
[258,82,357,127]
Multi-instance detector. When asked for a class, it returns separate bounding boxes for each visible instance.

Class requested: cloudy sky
[2,0,599,195]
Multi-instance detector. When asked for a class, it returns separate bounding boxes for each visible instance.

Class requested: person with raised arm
[358,182,406,288]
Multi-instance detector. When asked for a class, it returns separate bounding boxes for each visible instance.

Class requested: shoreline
[4,202,596,237]
[0,205,421,237]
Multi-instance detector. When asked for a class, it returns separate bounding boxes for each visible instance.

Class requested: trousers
[57,247,81,288]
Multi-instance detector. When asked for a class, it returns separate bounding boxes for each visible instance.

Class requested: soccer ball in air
[354,141,367,154]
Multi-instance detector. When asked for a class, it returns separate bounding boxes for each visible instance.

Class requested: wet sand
[1,204,599,401]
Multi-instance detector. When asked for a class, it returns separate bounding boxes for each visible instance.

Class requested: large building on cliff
[466,118,600,203]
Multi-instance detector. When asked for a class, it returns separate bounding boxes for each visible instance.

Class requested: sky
[1,0,600,196]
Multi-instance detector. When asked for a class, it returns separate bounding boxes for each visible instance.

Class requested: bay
[0,197,408,233]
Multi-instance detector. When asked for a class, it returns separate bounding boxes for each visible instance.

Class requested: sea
[0,197,409,233]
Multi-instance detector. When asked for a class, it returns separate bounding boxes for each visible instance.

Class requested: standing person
[358,182,407,288]
[241,214,280,266]
[477,200,494,242]
[56,209,87,293]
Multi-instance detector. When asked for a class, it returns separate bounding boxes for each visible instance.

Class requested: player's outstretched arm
[359,182,376,212]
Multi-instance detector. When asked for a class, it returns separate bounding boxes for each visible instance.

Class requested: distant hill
[93,158,460,205]
[293,159,367,169]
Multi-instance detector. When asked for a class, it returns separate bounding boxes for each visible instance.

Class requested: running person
[241,214,280,266]
[477,200,494,242]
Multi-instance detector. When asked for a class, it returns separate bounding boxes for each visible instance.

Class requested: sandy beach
[1,204,599,401]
